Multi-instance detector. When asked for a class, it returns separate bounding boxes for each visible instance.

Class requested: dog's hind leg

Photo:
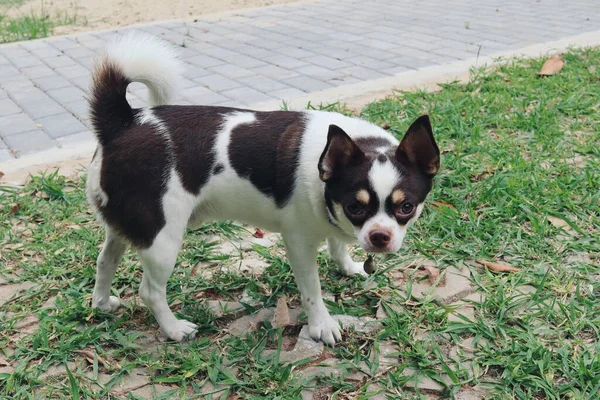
[92,227,128,312]
[327,237,367,277]
[137,227,197,342]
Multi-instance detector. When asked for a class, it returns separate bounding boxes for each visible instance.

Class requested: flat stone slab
[0,282,36,306]
[406,265,473,304]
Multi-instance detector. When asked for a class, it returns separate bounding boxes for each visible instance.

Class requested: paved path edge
[1,29,599,185]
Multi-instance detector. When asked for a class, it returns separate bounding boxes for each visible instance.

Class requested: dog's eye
[346,203,365,217]
[397,202,415,216]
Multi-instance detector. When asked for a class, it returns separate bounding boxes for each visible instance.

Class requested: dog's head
[319,115,439,253]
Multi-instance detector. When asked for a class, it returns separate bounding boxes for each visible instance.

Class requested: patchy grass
[0,48,599,399]
[0,1,81,43]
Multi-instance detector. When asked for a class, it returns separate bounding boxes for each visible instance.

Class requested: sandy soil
[6,0,303,35]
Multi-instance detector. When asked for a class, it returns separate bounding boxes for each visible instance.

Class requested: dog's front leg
[282,232,342,345]
[327,237,368,277]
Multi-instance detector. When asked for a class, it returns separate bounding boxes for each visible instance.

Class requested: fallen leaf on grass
[9,203,21,215]
[74,349,114,369]
[272,296,290,327]
[432,200,456,210]
[421,265,440,284]
[476,259,521,273]
[380,122,391,130]
[253,228,264,238]
[0,356,8,367]
[539,55,564,76]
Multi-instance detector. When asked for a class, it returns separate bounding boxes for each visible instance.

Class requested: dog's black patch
[99,121,169,248]
[154,106,234,195]
[355,137,393,153]
[213,163,224,175]
[89,61,135,146]
[229,111,305,207]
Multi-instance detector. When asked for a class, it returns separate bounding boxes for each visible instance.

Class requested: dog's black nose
[369,230,391,248]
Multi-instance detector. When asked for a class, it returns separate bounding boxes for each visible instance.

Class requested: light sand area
[4,0,305,35]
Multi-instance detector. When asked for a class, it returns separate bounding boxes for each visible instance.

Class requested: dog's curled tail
[89,32,184,145]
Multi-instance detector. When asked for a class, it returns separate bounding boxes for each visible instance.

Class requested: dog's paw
[92,295,121,312]
[339,261,368,278]
[163,319,198,342]
[308,314,342,345]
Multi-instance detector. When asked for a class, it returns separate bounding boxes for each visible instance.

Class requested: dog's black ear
[319,125,365,182]
[396,115,440,177]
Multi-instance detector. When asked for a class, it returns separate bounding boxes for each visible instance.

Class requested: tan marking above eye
[391,189,405,204]
[356,189,370,204]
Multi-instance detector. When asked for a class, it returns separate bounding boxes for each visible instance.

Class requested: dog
[86,33,440,344]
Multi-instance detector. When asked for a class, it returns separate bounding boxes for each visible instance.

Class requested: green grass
[0,1,81,43]
[1,48,599,399]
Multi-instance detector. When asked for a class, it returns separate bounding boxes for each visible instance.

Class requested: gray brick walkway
[0,0,599,162]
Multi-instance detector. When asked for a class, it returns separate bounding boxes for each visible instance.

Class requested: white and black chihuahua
[86,34,440,344]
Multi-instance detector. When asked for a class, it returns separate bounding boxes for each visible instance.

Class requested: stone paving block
[9,86,47,103]
[0,148,13,162]
[43,55,78,69]
[252,64,300,80]
[226,54,267,69]
[208,64,255,79]
[68,76,91,91]
[76,56,96,70]
[62,46,96,59]
[55,64,89,79]
[269,87,306,99]
[31,75,72,91]
[0,46,30,58]
[0,64,20,79]
[275,46,316,59]
[63,99,90,121]
[57,130,95,147]
[11,55,43,69]
[345,55,396,70]
[3,130,54,156]
[194,74,244,92]
[342,65,387,80]
[20,64,56,79]
[0,98,21,117]
[220,86,273,105]
[187,54,227,68]
[235,74,289,92]
[37,112,88,138]
[283,76,333,93]
[181,86,229,105]
[0,112,38,136]
[50,37,80,50]
[184,65,211,79]
[302,54,352,70]
[262,54,308,69]
[20,98,66,119]
[295,64,345,81]
[47,86,87,103]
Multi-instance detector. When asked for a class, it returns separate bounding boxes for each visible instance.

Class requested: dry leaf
[421,265,440,284]
[432,200,456,210]
[67,224,82,230]
[9,203,21,215]
[0,171,4,180]
[380,122,391,130]
[476,259,521,273]
[547,216,571,230]
[0,356,8,367]
[272,296,290,327]
[539,55,564,76]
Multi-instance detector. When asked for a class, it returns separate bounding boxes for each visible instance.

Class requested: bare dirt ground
[5,0,305,35]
